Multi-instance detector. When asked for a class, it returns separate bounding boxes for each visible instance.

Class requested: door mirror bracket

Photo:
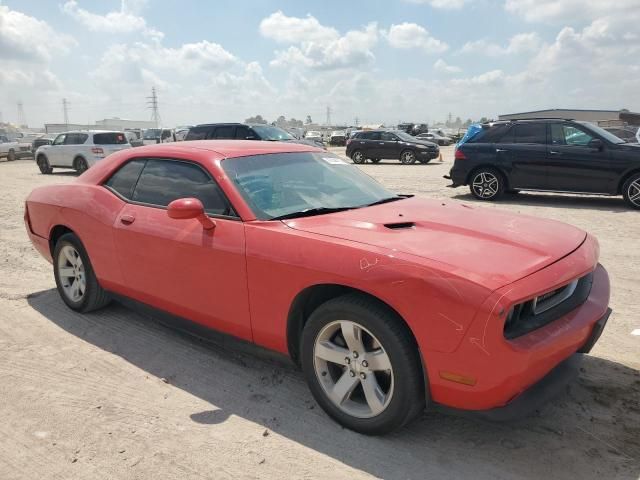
[167,198,216,230]
[588,138,603,151]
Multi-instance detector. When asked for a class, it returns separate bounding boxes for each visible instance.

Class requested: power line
[62,98,70,127]
[146,86,161,128]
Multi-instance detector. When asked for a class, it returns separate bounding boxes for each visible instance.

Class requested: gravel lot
[1,148,638,480]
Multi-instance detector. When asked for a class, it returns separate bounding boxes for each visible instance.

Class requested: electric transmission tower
[17,101,26,127]
[147,86,161,128]
[62,98,70,127]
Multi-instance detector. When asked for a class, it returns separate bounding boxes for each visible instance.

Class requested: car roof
[132,139,320,159]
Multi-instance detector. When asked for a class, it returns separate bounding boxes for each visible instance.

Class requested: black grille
[504,272,594,339]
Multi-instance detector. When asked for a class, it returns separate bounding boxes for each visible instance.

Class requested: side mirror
[588,138,603,150]
[167,198,216,230]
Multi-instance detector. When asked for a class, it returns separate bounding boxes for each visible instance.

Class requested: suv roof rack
[498,117,574,122]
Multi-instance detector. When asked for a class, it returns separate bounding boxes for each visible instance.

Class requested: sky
[1,0,639,128]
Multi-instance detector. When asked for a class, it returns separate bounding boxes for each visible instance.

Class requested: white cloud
[62,0,161,38]
[406,0,466,9]
[261,12,378,70]
[505,0,640,24]
[460,32,540,56]
[0,5,76,63]
[383,22,448,53]
[434,58,462,73]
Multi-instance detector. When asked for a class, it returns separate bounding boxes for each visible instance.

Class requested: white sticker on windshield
[322,157,348,165]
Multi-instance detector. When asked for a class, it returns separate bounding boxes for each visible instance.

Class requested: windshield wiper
[271,207,354,221]
[363,196,404,207]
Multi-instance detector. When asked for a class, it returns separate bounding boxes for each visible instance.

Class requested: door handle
[120,214,135,225]
[496,148,507,152]
[549,151,561,155]
[379,143,385,145]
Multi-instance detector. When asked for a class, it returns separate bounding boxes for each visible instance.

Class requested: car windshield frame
[577,121,626,144]
[221,151,399,220]
[250,125,295,141]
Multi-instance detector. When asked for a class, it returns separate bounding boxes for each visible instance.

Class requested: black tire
[622,172,640,209]
[53,233,111,312]
[37,154,53,174]
[301,294,426,435]
[469,167,505,200]
[7,149,16,161]
[351,150,366,164]
[399,150,416,165]
[370,158,381,164]
[74,156,89,174]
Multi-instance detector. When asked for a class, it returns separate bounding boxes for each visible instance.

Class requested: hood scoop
[384,221,415,230]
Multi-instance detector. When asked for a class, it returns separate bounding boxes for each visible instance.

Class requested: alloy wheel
[472,171,499,198]
[57,245,86,302]
[313,320,394,418]
[628,179,640,207]
[400,151,416,164]
[352,151,365,164]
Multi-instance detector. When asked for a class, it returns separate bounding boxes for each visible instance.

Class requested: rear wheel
[622,173,640,209]
[74,156,88,174]
[400,150,416,165]
[301,294,425,435]
[351,150,366,164]
[469,168,505,200]
[37,154,53,174]
[7,149,16,161]
[53,233,110,312]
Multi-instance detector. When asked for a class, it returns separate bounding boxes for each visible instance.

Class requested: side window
[104,159,146,199]
[212,126,235,139]
[132,159,233,216]
[53,134,66,146]
[185,127,209,141]
[551,124,594,146]
[235,126,250,139]
[366,132,381,141]
[65,133,88,145]
[381,132,397,141]
[513,123,547,144]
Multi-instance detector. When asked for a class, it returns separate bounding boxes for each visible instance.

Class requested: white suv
[35,130,131,174]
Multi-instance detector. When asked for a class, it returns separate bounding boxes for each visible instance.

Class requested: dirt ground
[0,148,638,480]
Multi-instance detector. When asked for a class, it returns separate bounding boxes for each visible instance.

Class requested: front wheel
[301,294,425,435]
[351,150,366,164]
[622,173,640,209]
[37,155,53,174]
[53,233,111,312]
[7,149,16,161]
[399,150,416,165]
[469,168,505,200]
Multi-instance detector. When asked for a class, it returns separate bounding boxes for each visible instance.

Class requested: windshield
[251,125,294,141]
[143,129,161,139]
[395,131,417,142]
[578,121,626,144]
[222,152,396,220]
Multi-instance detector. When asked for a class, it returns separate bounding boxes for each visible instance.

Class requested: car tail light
[92,147,104,155]
[454,148,467,160]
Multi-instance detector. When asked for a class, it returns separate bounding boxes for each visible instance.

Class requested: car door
[545,123,613,193]
[351,131,378,157]
[378,131,401,159]
[48,134,67,166]
[498,123,549,189]
[110,158,252,340]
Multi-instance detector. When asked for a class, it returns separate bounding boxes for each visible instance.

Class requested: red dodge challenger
[24,141,611,434]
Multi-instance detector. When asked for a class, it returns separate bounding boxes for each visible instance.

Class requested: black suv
[346,129,439,165]
[185,123,324,149]
[446,119,640,209]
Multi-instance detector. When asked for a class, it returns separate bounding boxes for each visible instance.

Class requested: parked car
[142,128,175,145]
[0,135,28,161]
[329,130,347,146]
[603,126,638,144]
[415,132,453,146]
[346,129,439,164]
[174,126,192,142]
[34,130,131,174]
[185,123,325,149]
[32,134,56,153]
[24,140,611,434]
[446,119,640,209]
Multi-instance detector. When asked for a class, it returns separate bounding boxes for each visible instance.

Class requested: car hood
[409,139,438,147]
[283,197,586,290]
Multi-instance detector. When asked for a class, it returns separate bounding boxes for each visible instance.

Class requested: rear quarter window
[468,124,512,143]
[93,132,128,145]
[104,159,146,199]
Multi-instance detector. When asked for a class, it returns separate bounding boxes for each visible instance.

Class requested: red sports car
[24,141,611,434]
